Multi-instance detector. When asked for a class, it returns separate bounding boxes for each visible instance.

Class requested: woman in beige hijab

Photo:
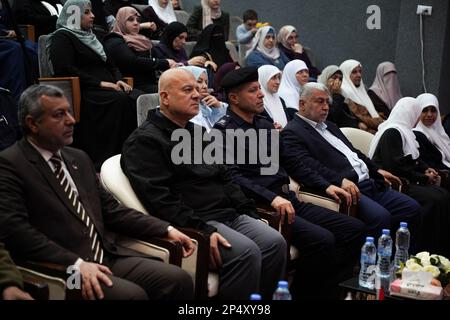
[368,61,403,118]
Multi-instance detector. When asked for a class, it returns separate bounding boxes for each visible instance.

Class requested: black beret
[220,67,259,91]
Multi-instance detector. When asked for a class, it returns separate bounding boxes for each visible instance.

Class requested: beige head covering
[201,0,222,29]
[369,61,403,110]
[113,7,151,52]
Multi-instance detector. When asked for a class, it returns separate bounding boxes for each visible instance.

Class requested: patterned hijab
[414,93,450,167]
[113,7,151,52]
[369,97,421,159]
[53,0,106,61]
[369,61,403,110]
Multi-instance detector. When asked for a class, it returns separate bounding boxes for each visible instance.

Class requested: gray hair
[18,84,65,134]
[300,82,331,102]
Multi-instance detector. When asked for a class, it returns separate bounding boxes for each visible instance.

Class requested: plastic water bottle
[250,293,262,300]
[377,229,392,293]
[358,237,377,289]
[272,280,292,300]
[394,222,410,269]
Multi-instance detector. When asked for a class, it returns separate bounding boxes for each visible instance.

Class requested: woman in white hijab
[369,97,450,257]
[340,59,384,133]
[413,93,450,170]
[277,59,309,118]
[148,0,176,24]
[317,65,360,128]
[245,26,289,70]
[258,65,290,129]
[141,0,177,39]
[368,61,403,117]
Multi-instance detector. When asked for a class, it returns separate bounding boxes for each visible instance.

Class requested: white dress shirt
[298,114,370,182]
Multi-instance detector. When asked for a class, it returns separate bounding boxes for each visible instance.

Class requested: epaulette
[214,114,232,129]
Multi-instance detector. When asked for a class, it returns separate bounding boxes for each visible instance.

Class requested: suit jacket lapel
[20,140,81,221]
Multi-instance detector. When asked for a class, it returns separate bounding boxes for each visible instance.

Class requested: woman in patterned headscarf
[277,25,321,79]
[245,26,289,70]
[48,0,139,170]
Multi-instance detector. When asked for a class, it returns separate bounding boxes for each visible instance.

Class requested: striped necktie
[50,154,104,264]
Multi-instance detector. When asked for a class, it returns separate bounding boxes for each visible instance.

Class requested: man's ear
[159,91,169,106]
[299,100,305,113]
[228,92,239,106]
[25,115,38,134]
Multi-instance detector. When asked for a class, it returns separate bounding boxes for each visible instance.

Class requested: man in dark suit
[0,242,33,300]
[213,67,365,300]
[0,84,195,300]
[281,82,422,245]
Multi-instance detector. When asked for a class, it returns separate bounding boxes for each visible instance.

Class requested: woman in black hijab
[152,21,206,67]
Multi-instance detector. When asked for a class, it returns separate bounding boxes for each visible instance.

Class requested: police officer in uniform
[214,67,366,300]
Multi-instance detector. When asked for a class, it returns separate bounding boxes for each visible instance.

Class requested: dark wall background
[182,0,450,113]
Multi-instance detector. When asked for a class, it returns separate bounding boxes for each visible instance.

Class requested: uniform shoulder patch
[214,115,231,129]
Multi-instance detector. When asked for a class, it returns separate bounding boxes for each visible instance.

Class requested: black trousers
[286,191,366,300]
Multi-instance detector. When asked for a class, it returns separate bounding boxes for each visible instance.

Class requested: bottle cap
[400,222,408,228]
[382,229,390,235]
[277,280,289,288]
[250,293,262,300]
[366,236,374,242]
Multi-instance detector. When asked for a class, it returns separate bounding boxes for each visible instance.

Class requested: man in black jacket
[121,68,287,300]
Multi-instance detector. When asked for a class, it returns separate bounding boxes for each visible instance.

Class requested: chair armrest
[298,185,358,217]
[256,206,281,230]
[18,24,35,42]
[117,236,183,266]
[39,77,81,122]
[23,278,49,300]
[16,261,77,300]
[177,228,210,299]
[123,77,134,88]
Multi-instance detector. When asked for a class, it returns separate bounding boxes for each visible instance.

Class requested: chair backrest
[303,46,316,67]
[136,93,160,126]
[225,41,238,62]
[100,154,149,214]
[237,44,247,66]
[38,35,53,77]
[228,16,243,43]
[132,4,148,14]
[175,10,190,25]
[184,41,196,57]
[340,127,375,157]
